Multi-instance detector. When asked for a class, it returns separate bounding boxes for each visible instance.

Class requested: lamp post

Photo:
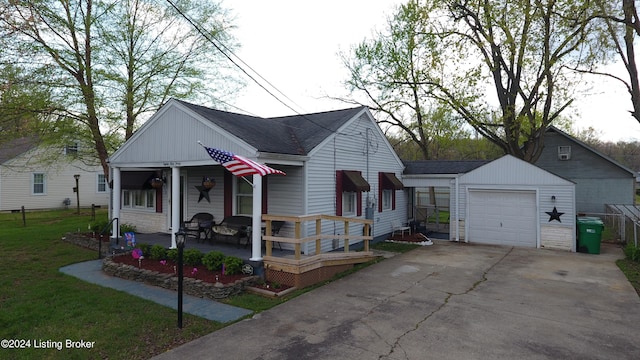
[175,227,186,329]
[73,174,80,214]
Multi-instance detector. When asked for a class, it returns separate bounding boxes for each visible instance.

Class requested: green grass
[427,210,450,224]
[0,209,222,359]
[0,210,418,359]
[617,259,640,297]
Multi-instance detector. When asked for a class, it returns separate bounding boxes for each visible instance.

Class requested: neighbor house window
[558,146,571,160]
[97,174,107,193]
[64,142,78,156]
[32,173,46,194]
[236,177,253,215]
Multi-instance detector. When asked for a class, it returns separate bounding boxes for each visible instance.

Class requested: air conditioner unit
[559,153,570,161]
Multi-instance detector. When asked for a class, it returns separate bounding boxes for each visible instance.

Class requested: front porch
[131,214,377,288]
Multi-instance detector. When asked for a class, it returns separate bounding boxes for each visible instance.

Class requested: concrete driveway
[153,241,640,360]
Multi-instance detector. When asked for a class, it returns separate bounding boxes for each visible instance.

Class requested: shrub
[149,244,167,260]
[91,220,110,234]
[223,256,244,275]
[183,249,203,266]
[137,243,152,257]
[624,242,640,262]
[166,248,178,263]
[202,251,225,271]
[120,223,137,234]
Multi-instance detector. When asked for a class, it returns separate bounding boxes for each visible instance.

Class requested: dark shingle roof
[0,136,39,164]
[403,160,490,175]
[177,100,365,155]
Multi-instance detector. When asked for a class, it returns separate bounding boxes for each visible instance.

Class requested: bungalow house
[534,126,636,214]
[0,136,109,212]
[107,99,407,261]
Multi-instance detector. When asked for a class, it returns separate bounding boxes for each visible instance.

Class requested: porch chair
[269,220,285,251]
[182,212,215,243]
[391,220,411,238]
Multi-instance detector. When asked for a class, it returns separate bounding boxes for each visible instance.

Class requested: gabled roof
[176,100,365,156]
[0,136,39,164]
[545,126,636,176]
[403,159,491,175]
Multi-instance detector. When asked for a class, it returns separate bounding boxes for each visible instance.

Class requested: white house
[0,136,109,211]
[107,99,407,260]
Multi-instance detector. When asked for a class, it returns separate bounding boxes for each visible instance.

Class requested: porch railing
[261,214,373,259]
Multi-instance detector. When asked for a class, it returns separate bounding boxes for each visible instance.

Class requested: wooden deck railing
[261,214,373,259]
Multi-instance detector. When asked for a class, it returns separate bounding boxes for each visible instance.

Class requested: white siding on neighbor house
[0,146,108,211]
[304,111,406,253]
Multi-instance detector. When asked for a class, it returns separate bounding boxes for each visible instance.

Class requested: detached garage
[452,155,576,251]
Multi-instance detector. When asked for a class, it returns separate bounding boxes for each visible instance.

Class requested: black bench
[211,215,252,247]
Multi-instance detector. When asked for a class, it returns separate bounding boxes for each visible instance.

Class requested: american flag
[204,146,286,177]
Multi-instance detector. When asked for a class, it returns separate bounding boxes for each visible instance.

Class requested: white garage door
[468,190,537,247]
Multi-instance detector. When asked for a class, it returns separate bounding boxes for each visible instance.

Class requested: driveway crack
[379,247,514,359]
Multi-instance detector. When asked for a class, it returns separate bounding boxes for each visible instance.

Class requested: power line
[164,0,354,135]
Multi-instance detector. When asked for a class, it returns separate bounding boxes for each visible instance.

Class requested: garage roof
[403,160,490,175]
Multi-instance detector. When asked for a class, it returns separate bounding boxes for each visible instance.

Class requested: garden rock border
[102,254,260,300]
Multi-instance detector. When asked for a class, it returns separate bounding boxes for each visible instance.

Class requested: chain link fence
[603,205,640,247]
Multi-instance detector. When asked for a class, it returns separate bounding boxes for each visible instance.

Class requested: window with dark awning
[342,170,371,192]
[380,172,404,190]
[121,171,156,189]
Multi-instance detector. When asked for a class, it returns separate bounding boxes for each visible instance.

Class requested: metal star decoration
[196,185,211,203]
[545,206,564,222]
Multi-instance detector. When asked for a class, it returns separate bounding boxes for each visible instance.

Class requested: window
[382,189,392,210]
[378,172,403,211]
[343,191,357,215]
[33,173,45,194]
[122,189,155,210]
[236,178,253,215]
[558,146,571,160]
[97,174,107,193]
[65,142,78,156]
[336,170,369,216]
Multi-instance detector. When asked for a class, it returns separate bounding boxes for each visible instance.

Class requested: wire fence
[602,205,640,247]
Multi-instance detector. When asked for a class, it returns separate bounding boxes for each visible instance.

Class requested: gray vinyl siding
[305,112,406,253]
[110,104,256,167]
[535,131,635,213]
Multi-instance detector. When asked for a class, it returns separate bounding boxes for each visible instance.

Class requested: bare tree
[0,0,239,178]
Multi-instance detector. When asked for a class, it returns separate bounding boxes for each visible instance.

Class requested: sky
[226,1,640,143]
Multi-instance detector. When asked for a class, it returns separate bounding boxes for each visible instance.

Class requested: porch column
[250,175,263,261]
[111,167,121,238]
[170,166,180,249]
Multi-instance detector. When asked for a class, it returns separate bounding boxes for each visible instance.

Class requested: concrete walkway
[59,260,252,323]
[151,240,640,360]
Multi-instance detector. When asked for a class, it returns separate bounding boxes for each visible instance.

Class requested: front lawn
[0,209,222,359]
[0,209,416,359]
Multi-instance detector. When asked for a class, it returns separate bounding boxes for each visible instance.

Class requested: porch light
[175,227,186,328]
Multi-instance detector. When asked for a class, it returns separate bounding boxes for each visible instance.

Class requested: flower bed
[102,254,260,300]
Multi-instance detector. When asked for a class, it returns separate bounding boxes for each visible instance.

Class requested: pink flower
[160,260,167,266]
[191,268,198,276]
